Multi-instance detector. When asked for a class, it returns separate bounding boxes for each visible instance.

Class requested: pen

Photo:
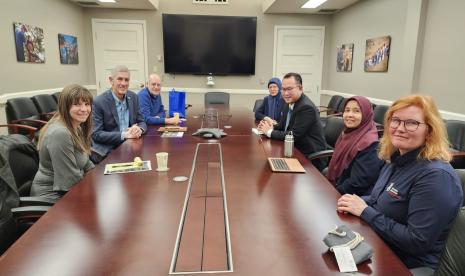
[111,163,134,168]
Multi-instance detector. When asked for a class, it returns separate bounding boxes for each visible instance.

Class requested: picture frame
[336,43,354,72]
[58,34,79,64]
[364,36,391,72]
[13,22,45,63]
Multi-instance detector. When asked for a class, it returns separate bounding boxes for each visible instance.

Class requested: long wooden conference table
[0,106,410,275]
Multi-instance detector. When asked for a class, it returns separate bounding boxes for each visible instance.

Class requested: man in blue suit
[91,65,147,162]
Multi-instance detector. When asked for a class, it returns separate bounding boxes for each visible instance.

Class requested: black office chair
[434,206,465,276]
[324,116,345,149]
[419,169,464,275]
[454,169,465,198]
[253,99,264,112]
[31,94,57,120]
[52,91,61,103]
[446,120,465,169]
[0,134,41,197]
[0,191,50,255]
[8,138,40,197]
[373,105,389,138]
[307,116,345,168]
[319,95,344,116]
[5,97,47,137]
[205,92,230,105]
[0,134,55,204]
[0,188,49,255]
[0,134,53,255]
[373,105,389,125]
[320,97,346,128]
[0,205,17,255]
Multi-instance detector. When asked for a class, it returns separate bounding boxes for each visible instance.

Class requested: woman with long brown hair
[31,84,94,200]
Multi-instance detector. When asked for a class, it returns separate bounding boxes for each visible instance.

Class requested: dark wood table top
[0,106,409,275]
[145,106,257,137]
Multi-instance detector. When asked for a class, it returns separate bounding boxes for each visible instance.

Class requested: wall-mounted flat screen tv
[162,14,257,75]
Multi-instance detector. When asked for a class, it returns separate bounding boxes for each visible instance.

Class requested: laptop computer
[268,157,306,173]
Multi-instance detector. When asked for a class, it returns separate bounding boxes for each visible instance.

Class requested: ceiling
[263,0,361,14]
[69,0,360,14]
[69,0,158,10]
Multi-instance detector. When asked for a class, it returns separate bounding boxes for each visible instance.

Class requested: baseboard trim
[158,87,268,95]
[0,85,97,104]
[321,90,465,121]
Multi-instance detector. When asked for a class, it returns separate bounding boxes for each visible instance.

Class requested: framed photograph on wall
[364,36,391,72]
[336,43,354,72]
[13,22,45,63]
[58,34,79,64]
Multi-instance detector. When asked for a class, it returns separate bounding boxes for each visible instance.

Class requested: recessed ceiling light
[98,0,116,3]
[301,0,328,9]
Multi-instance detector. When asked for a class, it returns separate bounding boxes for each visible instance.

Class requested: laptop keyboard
[271,158,290,171]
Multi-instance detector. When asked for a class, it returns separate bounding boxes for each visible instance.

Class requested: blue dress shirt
[111,92,129,140]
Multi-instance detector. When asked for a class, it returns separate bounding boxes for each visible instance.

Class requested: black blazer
[271,93,326,156]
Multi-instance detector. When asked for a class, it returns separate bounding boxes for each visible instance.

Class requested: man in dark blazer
[258,72,327,170]
[92,65,147,162]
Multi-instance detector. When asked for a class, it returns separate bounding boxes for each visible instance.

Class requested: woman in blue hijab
[254,77,285,124]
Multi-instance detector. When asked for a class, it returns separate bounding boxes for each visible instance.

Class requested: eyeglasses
[389,117,426,132]
[282,86,299,92]
[151,83,161,87]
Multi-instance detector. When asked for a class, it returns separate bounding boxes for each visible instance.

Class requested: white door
[92,19,148,94]
[273,26,325,105]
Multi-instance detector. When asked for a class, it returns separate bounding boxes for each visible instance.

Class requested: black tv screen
[162,14,257,75]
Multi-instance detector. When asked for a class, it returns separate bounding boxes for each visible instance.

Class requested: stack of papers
[161,132,184,138]
[158,126,187,132]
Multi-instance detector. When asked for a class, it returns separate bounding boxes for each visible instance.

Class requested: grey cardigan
[31,121,94,200]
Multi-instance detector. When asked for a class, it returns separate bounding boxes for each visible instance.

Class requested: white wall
[326,0,464,114]
[0,0,91,94]
[83,0,333,91]
[1,0,463,116]
[325,0,412,100]
[416,0,465,114]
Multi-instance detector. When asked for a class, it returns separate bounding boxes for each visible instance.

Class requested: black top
[335,142,384,196]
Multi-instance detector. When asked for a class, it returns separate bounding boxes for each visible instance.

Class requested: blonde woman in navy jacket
[337,95,463,271]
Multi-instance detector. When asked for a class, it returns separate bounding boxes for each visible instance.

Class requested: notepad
[161,132,184,138]
[158,126,187,132]
[104,160,152,175]
[268,157,305,173]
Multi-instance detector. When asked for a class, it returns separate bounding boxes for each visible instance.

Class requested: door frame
[91,18,149,92]
[273,25,325,104]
